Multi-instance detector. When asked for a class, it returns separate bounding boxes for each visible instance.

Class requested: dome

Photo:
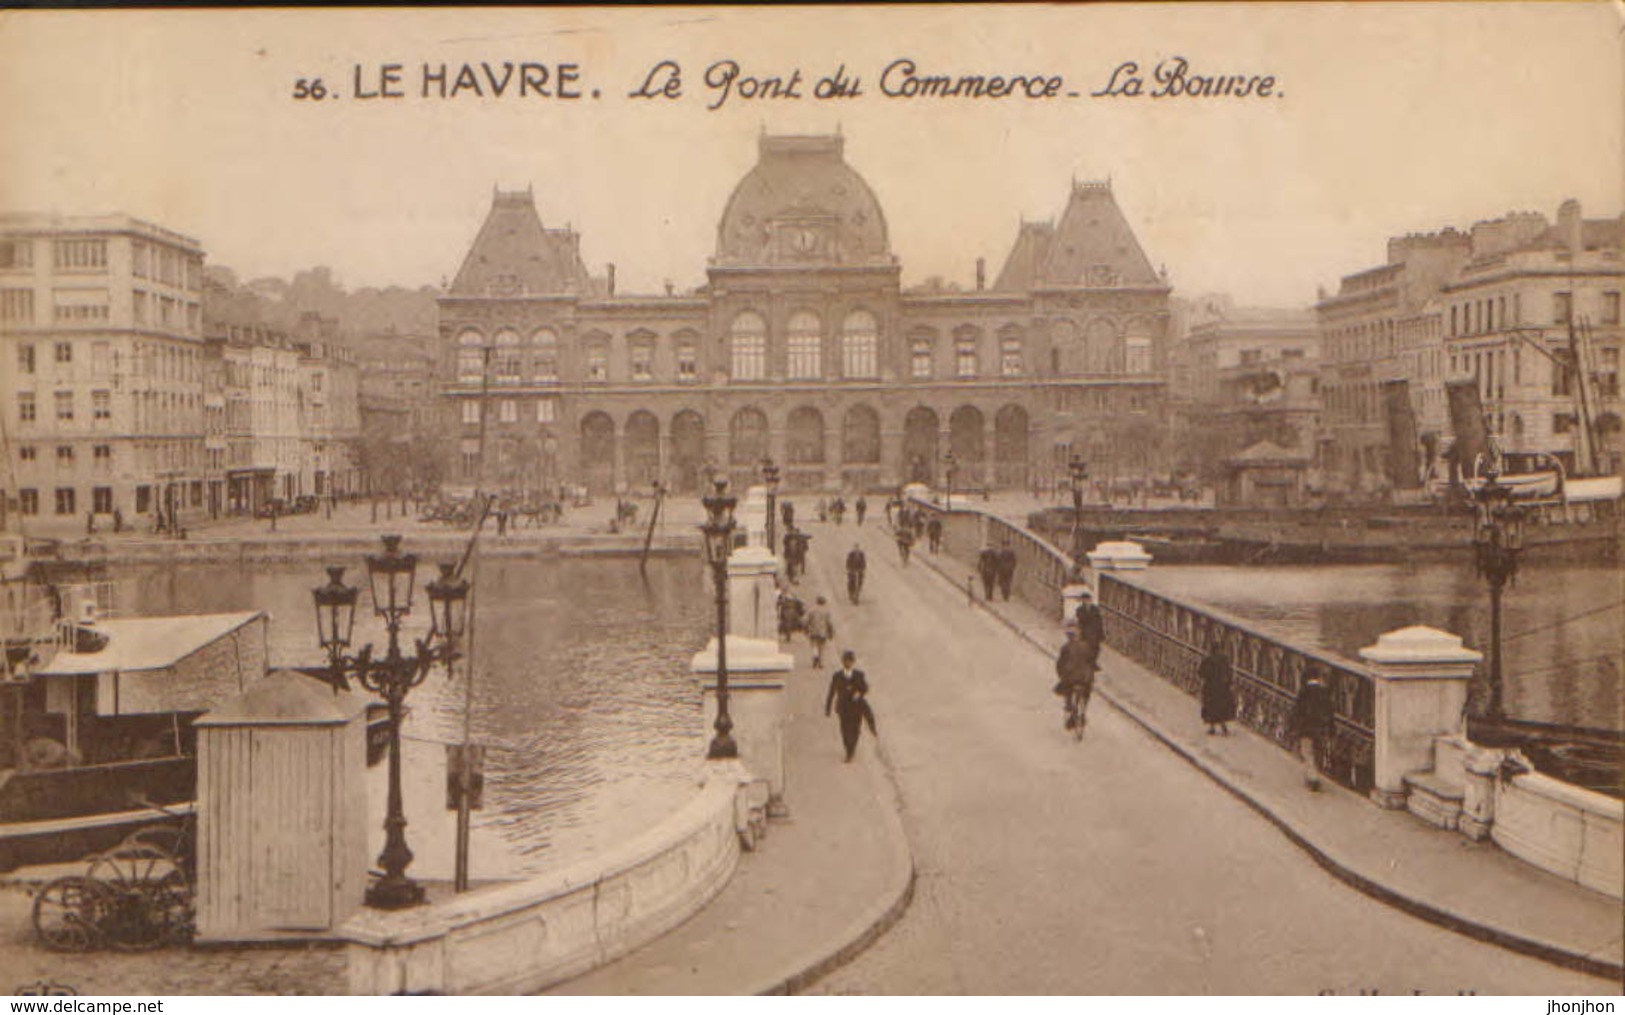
[715,134,891,268]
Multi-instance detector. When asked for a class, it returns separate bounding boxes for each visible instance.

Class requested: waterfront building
[1166,297,1320,503]
[436,133,1172,496]
[1315,229,1472,497]
[0,213,207,533]
[1437,200,1622,477]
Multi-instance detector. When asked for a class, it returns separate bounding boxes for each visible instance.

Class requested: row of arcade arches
[577,404,1031,493]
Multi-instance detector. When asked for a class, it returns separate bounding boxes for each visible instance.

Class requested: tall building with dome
[435,132,1172,496]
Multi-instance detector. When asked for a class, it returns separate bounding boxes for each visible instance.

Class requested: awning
[39,611,266,676]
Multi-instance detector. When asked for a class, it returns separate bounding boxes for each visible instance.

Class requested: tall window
[910,334,933,379]
[585,336,610,381]
[56,445,74,467]
[1553,292,1572,325]
[675,335,698,382]
[93,487,113,513]
[532,328,559,381]
[493,329,522,384]
[456,330,484,384]
[499,399,518,423]
[54,488,76,515]
[955,330,979,378]
[17,343,34,374]
[54,391,73,421]
[1125,337,1152,375]
[536,398,557,423]
[19,489,39,516]
[55,341,72,364]
[787,311,822,379]
[0,238,33,269]
[461,401,480,425]
[93,390,111,421]
[629,332,656,381]
[842,311,878,379]
[0,289,33,323]
[999,332,1024,377]
[18,392,35,423]
[730,312,767,381]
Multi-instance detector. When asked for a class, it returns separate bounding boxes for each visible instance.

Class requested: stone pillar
[1359,626,1481,810]
[738,484,769,551]
[1086,540,1153,571]
[693,636,793,817]
[1460,742,1511,841]
[726,544,779,639]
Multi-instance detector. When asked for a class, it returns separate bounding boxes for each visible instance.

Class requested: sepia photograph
[0,3,1620,998]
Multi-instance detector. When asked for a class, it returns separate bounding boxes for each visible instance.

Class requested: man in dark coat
[1074,591,1105,667]
[1288,667,1336,790]
[781,500,795,531]
[1053,627,1098,733]
[995,545,1018,601]
[977,545,999,600]
[894,525,914,566]
[855,495,867,526]
[926,516,943,553]
[824,650,876,762]
[845,543,867,604]
[1199,640,1237,736]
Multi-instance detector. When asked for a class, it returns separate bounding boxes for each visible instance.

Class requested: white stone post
[740,484,769,549]
[693,636,793,820]
[1359,626,1481,810]
[1086,540,1153,571]
[727,544,781,641]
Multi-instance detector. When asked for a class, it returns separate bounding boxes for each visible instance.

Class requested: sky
[0,4,1620,309]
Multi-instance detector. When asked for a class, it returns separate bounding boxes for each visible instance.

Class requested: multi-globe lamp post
[311,534,468,909]
[700,480,740,760]
[1467,465,1526,733]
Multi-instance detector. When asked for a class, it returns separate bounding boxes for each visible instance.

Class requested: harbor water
[110,556,710,872]
[1135,559,1623,731]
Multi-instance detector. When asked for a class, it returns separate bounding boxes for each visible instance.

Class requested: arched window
[730,312,766,381]
[787,311,822,379]
[532,327,558,381]
[456,329,484,384]
[494,329,522,384]
[674,330,699,382]
[628,330,656,381]
[842,310,878,379]
[584,332,610,382]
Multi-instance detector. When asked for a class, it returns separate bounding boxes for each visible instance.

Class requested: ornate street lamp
[311,534,463,909]
[762,459,781,555]
[1468,465,1526,729]
[1068,455,1090,562]
[700,479,739,760]
[943,451,958,512]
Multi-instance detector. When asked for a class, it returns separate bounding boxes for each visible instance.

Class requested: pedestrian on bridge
[926,515,943,553]
[995,545,1018,601]
[1199,637,1236,736]
[825,649,877,763]
[977,545,999,600]
[1053,626,1098,733]
[1074,589,1104,668]
[1288,666,1335,791]
[855,495,867,526]
[894,525,914,566]
[845,543,867,604]
[804,596,835,668]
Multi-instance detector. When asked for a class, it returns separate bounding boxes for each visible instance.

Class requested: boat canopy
[38,611,266,677]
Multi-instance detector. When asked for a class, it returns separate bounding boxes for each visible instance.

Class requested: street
[793,520,1617,995]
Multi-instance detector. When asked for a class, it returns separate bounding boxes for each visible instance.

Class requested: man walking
[1074,589,1104,665]
[855,495,867,526]
[894,525,914,566]
[804,596,835,669]
[825,649,877,762]
[845,543,867,604]
[977,545,1000,600]
[995,545,1018,601]
[926,515,943,553]
[1288,666,1335,791]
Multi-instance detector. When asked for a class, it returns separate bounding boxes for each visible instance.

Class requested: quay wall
[50,533,698,567]
[1493,770,1624,899]
[343,764,748,995]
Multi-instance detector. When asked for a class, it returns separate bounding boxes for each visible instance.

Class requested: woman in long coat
[1198,638,1237,736]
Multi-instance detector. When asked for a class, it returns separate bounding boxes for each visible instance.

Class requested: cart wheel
[89,844,185,951]
[32,876,109,952]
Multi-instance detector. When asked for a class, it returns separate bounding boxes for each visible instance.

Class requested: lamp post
[762,459,781,555]
[1068,455,1090,562]
[700,479,739,760]
[943,451,958,512]
[1468,466,1525,729]
[311,534,467,909]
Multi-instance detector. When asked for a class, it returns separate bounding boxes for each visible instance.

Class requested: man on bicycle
[1054,625,1098,733]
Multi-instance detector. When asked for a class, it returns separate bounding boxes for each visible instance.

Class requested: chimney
[976,257,986,291]
[607,263,616,297]
[1557,199,1582,254]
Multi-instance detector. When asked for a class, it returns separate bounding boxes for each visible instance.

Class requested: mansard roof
[994,180,1162,291]
[715,133,891,268]
[449,187,599,298]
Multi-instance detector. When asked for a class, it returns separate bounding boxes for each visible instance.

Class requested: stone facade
[437,134,1173,496]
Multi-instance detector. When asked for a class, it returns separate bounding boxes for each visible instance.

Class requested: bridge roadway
[792,520,1616,995]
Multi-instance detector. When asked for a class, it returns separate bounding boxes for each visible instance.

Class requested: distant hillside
[206,264,439,341]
